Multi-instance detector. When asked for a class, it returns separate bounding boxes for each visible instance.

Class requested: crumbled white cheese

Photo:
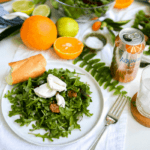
[56,93,65,108]
[34,74,67,108]
[47,74,67,92]
[34,83,56,98]
[138,24,143,30]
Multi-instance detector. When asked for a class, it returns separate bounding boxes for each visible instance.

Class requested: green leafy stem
[132,10,150,56]
[99,19,131,44]
[143,46,150,56]
[73,48,128,96]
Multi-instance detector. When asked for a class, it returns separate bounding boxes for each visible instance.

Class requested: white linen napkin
[0,1,149,150]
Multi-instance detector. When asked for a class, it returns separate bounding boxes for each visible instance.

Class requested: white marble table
[0,1,150,150]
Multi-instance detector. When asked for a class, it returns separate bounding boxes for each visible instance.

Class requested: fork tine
[108,94,122,114]
[116,97,128,118]
[113,95,125,116]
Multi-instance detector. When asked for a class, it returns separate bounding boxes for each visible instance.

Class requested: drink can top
[119,28,145,46]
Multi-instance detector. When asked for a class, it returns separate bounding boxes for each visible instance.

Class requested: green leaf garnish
[73,47,128,97]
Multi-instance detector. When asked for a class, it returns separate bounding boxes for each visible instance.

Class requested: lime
[32,4,50,17]
[12,0,35,15]
[56,17,79,37]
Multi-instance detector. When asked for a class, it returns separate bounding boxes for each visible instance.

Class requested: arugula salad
[4,68,93,141]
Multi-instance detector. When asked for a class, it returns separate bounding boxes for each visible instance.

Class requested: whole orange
[20,15,57,50]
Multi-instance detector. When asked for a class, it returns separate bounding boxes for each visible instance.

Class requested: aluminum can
[110,28,145,83]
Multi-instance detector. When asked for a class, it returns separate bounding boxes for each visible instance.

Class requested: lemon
[32,4,50,17]
[56,17,79,37]
[12,0,35,15]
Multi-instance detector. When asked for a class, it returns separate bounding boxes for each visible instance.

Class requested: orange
[126,43,145,54]
[92,21,102,31]
[114,0,134,9]
[54,37,84,59]
[20,15,57,50]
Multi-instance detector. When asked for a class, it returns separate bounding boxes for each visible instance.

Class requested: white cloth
[2,12,29,20]
[0,1,149,150]
[0,12,29,34]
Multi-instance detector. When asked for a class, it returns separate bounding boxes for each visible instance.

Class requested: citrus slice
[114,0,134,9]
[126,43,145,54]
[32,4,50,17]
[54,37,84,59]
[12,0,35,15]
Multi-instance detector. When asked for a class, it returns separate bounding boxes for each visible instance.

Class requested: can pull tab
[123,32,140,42]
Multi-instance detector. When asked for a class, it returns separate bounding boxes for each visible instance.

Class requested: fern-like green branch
[73,48,128,96]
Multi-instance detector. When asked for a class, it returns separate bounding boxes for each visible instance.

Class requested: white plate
[1,61,104,146]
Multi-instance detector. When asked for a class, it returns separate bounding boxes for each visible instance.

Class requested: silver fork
[89,94,128,150]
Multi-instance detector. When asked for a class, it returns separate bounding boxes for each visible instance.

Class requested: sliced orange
[114,0,134,9]
[54,37,84,59]
[126,43,145,54]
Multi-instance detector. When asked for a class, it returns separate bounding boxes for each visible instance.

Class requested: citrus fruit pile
[14,0,82,59]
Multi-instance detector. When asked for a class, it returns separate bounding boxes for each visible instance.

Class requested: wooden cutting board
[131,93,150,128]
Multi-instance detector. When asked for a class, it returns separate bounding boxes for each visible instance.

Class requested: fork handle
[88,125,108,150]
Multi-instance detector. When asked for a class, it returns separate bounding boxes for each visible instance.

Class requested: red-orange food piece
[50,104,60,113]
[91,17,99,20]
[68,90,77,98]
[92,21,102,31]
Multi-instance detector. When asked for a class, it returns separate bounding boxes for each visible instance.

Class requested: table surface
[0,1,150,150]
